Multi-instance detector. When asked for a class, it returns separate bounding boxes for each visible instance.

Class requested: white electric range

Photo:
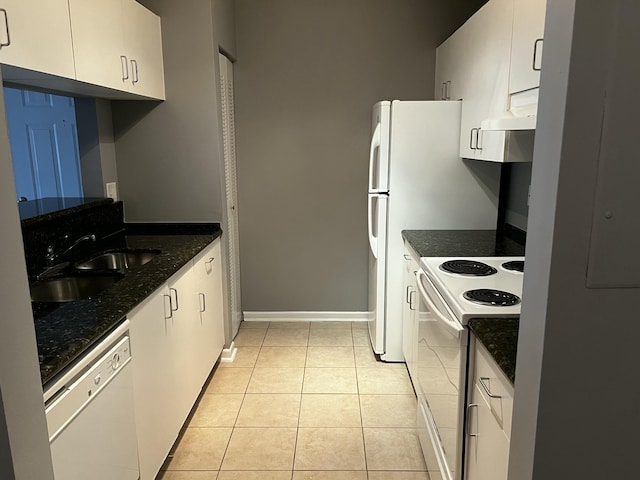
[413,256,524,480]
[420,256,525,324]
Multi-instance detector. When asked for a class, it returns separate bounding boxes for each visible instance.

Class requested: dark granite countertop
[468,317,519,384]
[34,227,222,387]
[402,229,525,258]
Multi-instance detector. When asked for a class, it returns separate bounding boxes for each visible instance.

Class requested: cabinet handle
[445,80,451,100]
[406,285,412,303]
[440,82,446,100]
[169,287,179,312]
[131,59,139,85]
[466,403,479,437]
[479,377,502,398]
[532,38,543,72]
[403,254,411,261]
[205,257,215,265]
[199,292,206,313]
[470,128,482,150]
[408,289,416,311]
[164,294,173,319]
[0,9,10,48]
[121,55,129,82]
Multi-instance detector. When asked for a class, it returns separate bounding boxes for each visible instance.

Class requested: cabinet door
[509,0,546,94]
[458,0,513,161]
[402,251,418,384]
[68,0,127,91]
[121,0,165,99]
[466,385,510,480]
[193,239,225,387]
[434,23,471,102]
[167,261,200,418]
[129,286,181,480]
[0,0,75,78]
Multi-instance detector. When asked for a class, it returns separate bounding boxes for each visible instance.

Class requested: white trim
[220,342,237,363]
[242,311,368,323]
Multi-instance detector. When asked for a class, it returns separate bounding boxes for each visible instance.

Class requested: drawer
[474,342,514,439]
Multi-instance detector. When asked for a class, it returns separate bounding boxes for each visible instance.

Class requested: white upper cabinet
[435,0,545,161]
[68,0,126,92]
[456,0,513,161]
[509,0,546,94]
[68,0,165,100]
[0,0,75,79]
[433,24,470,101]
[122,0,165,99]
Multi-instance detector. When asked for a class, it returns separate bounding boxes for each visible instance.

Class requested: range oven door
[415,269,468,480]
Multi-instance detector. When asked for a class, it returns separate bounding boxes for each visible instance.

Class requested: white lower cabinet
[402,247,419,385]
[465,338,514,480]
[193,240,225,388]
[129,238,224,480]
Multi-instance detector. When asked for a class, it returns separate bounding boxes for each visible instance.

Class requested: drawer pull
[466,403,479,437]
[479,377,502,398]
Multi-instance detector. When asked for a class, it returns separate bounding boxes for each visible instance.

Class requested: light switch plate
[106,182,118,201]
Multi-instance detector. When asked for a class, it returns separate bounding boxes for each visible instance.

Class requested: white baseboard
[220,341,237,363]
[242,311,368,323]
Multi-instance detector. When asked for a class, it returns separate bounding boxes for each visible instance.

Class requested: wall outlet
[106,182,118,201]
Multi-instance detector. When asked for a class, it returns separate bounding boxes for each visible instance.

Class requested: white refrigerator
[367,100,500,361]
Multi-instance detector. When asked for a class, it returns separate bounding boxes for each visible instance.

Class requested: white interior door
[219,53,242,338]
[4,87,83,201]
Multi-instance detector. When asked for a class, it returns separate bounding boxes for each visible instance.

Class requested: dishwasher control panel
[44,335,131,442]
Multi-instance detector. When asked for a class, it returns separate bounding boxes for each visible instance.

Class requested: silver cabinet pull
[470,128,482,150]
[532,38,543,71]
[164,294,173,319]
[408,289,416,311]
[445,80,451,100]
[403,254,411,261]
[466,404,479,437]
[440,82,447,100]
[120,55,129,82]
[199,292,206,313]
[0,9,10,48]
[479,377,502,398]
[169,287,179,312]
[205,257,215,266]
[131,59,139,84]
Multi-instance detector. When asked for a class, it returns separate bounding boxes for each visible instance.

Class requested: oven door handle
[416,270,464,336]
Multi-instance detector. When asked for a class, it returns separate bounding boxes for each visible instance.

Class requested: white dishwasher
[44,320,139,480]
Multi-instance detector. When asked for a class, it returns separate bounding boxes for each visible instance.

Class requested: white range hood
[481,88,539,131]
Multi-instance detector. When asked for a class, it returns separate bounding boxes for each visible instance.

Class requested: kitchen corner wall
[234,0,488,311]
[111,0,230,222]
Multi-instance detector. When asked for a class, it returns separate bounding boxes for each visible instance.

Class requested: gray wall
[0,68,54,480]
[233,0,486,312]
[510,1,640,477]
[112,0,225,223]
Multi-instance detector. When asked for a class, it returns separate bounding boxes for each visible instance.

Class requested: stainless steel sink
[75,249,160,271]
[30,273,124,303]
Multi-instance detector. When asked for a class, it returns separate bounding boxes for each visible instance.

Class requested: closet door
[219,53,242,338]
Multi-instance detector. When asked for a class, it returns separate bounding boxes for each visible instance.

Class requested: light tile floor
[157,321,430,480]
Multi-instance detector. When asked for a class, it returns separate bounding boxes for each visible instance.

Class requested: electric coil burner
[439,259,497,276]
[502,260,525,273]
[463,288,521,306]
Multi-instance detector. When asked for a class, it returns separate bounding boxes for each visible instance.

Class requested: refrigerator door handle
[368,122,382,192]
[367,195,378,259]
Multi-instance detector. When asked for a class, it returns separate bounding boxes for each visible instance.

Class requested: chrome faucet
[45,234,96,267]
